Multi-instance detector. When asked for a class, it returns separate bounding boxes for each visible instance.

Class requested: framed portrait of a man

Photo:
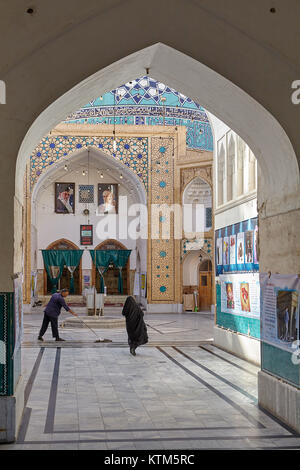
[98,184,118,214]
[55,182,75,214]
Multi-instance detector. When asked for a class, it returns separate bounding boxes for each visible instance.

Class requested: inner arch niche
[92,239,130,296]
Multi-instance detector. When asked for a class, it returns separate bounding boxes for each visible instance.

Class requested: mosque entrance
[198,259,212,311]
[44,239,82,295]
[92,240,130,296]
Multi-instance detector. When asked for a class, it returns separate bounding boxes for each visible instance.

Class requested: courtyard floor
[1,307,300,450]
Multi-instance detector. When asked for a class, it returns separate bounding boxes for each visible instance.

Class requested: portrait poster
[55,182,75,214]
[230,235,236,265]
[245,230,254,263]
[240,282,251,312]
[237,232,244,264]
[223,237,229,265]
[220,273,260,318]
[216,238,223,266]
[226,282,235,309]
[260,273,300,353]
[98,184,118,214]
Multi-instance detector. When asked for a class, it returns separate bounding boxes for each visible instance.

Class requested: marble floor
[1,308,300,450]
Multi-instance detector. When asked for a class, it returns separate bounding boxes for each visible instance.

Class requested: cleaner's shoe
[130,347,136,356]
[55,337,66,341]
[38,336,44,341]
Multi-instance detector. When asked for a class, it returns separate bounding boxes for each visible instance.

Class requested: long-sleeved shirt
[44,293,70,318]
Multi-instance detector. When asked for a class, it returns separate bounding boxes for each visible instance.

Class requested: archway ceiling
[63,76,213,151]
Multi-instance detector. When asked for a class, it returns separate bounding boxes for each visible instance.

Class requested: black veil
[122,296,148,348]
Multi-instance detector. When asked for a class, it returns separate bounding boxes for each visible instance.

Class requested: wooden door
[198,271,212,311]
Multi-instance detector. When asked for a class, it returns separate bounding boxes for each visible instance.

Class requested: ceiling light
[64,165,68,171]
[100,173,104,178]
[120,174,123,179]
[113,140,117,152]
[82,170,86,176]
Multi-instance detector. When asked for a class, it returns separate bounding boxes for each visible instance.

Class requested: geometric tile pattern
[64,76,213,151]
[30,135,149,190]
[79,185,94,203]
[149,138,175,301]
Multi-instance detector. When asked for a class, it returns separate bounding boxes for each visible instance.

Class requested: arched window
[248,148,257,192]
[183,177,212,234]
[217,142,225,206]
[237,136,246,197]
[226,133,235,202]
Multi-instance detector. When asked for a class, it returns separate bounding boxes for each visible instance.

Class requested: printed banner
[260,273,300,353]
[220,272,260,318]
[215,217,259,275]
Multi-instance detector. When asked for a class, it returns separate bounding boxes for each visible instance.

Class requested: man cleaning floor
[38,288,77,341]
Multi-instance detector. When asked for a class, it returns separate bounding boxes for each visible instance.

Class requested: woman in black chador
[122,296,148,356]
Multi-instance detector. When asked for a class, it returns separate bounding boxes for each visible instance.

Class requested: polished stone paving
[1,308,300,450]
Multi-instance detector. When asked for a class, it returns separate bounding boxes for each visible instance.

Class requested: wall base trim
[0,376,25,443]
[213,325,261,366]
[258,370,300,434]
[146,303,183,313]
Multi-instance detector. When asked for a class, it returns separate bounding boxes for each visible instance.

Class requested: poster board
[260,273,300,387]
[220,272,260,318]
[215,217,259,275]
[260,273,300,353]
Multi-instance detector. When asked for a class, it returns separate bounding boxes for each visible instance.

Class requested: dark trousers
[39,313,59,339]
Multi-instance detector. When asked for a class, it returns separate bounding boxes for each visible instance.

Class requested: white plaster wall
[215,196,257,230]
[34,168,144,271]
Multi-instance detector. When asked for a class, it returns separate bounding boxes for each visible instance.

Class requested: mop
[66,314,112,343]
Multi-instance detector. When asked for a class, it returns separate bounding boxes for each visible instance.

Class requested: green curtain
[90,250,112,293]
[60,250,83,294]
[42,250,65,293]
[42,249,83,294]
[111,250,131,294]
[89,249,131,294]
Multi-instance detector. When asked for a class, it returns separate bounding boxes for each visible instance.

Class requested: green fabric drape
[42,249,83,294]
[89,249,131,294]
[113,250,131,294]
[42,250,65,293]
[60,250,83,294]
[90,250,112,293]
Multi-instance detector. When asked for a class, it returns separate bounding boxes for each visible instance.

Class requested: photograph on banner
[220,272,260,318]
[226,282,235,309]
[240,282,251,312]
[223,237,229,265]
[260,273,300,352]
[237,232,244,264]
[230,235,236,265]
[245,230,253,263]
[216,238,222,265]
